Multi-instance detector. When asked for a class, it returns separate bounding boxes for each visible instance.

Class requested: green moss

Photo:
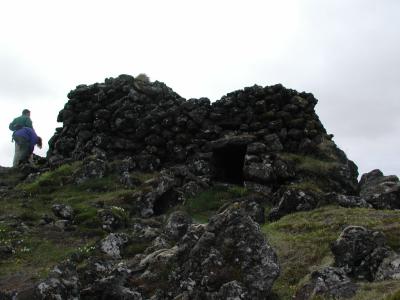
[18,210,40,222]
[0,164,141,289]
[123,242,150,257]
[287,180,324,194]
[133,172,158,183]
[353,281,400,300]
[74,205,99,228]
[316,139,344,161]
[262,206,400,299]
[75,175,123,192]
[184,185,249,223]
[385,289,400,300]
[279,153,339,176]
[18,162,81,194]
[0,168,27,187]
[226,186,249,198]
[0,236,75,279]
[110,206,129,224]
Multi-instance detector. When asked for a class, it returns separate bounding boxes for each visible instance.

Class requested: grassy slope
[1,162,400,299]
[262,206,400,300]
[182,185,400,299]
[0,164,155,291]
[0,165,246,292]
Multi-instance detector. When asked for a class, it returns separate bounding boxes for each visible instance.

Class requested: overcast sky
[1,0,399,178]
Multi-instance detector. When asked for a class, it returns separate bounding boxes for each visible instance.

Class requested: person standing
[9,109,34,166]
[12,127,42,166]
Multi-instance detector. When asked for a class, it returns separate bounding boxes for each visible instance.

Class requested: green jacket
[9,115,33,131]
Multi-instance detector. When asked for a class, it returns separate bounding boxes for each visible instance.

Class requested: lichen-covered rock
[100,233,129,259]
[243,161,275,184]
[119,171,141,188]
[325,193,372,208]
[80,261,143,299]
[375,252,400,280]
[218,196,266,224]
[0,245,14,259]
[294,267,358,300]
[269,189,318,221]
[54,219,73,231]
[263,133,284,152]
[331,226,391,280]
[236,198,266,224]
[215,280,249,299]
[359,169,400,209]
[167,207,280,299]
[132,171,180,218]
[98,208,127,232]
[130,166,209,218]
[52,204,75,220]
[243,155,294,185]
[131,218,163,243]
[73,157,107,184]
[244,181,273,197]
[34,261,79,300]
[164,211,192,241]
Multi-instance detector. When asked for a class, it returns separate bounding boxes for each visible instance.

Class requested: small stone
[100,233,129,259]
[295,267,357,300]
[52,204,74,220]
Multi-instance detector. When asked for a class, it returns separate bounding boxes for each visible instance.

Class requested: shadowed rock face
[331,226,391,281]
[47,74,358,194]
[171,207,280,299]
[359,169,400,209]
[294,267,358,300]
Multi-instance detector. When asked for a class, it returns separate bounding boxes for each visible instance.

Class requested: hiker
[9,109,33,131]
[12,127,42,167]
[9,109,35,166]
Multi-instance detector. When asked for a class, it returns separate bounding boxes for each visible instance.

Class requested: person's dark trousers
[13,135,30,166]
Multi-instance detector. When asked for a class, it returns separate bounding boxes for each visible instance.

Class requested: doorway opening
[212,145,247,185]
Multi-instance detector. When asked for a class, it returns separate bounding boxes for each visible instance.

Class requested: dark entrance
[153,189,181,215]
[212,145,247,185]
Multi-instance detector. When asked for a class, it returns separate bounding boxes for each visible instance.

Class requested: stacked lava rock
[47,74,357,195]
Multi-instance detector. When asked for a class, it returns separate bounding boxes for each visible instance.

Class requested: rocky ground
[0,159,399,300]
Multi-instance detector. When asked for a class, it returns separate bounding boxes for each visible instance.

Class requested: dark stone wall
[49,74,327,164]
[47,74,358,193]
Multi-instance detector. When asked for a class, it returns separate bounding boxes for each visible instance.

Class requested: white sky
[1,0,399,177]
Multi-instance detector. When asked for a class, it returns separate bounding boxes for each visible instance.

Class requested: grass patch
[18,162,81,194]
[0,167,27,187]
[0,164,144,290]
[0,235,75,280]
[133,171,158,183]
[287,180,324,194]
[184,185,250,223]
[279,153,339,176]
[74,205,99,228]
[355,281,400,300]
[262,206,400,299]
[278,153,344,193]
[74,175,123,192]
[123,242,150,257]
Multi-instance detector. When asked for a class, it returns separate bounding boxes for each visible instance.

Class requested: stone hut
[48,74,358,193]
